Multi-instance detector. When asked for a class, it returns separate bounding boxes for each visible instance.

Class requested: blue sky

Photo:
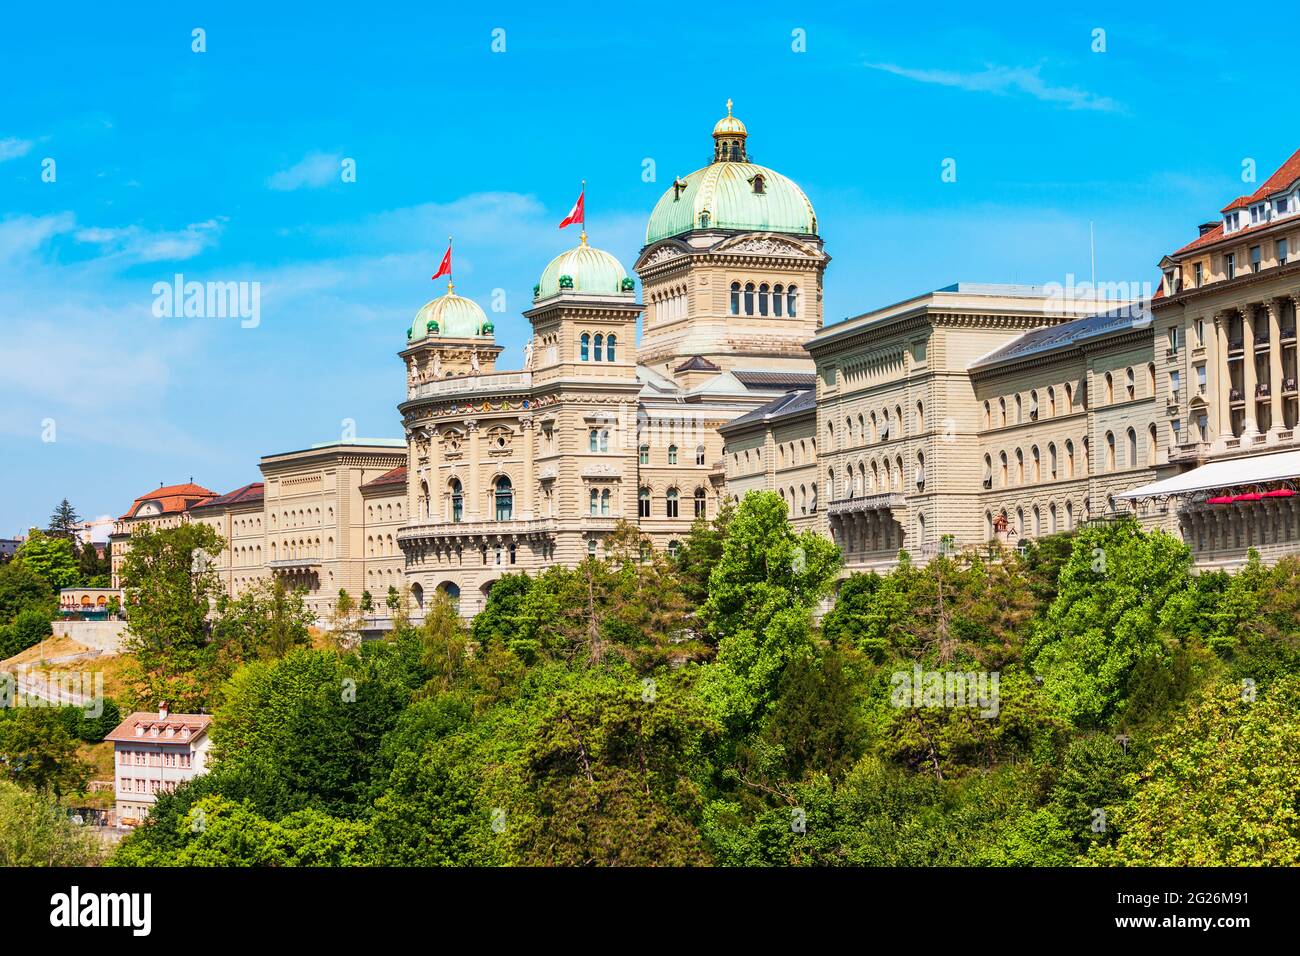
[0,0,1291,535]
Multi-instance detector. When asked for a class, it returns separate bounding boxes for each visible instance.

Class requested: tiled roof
[674,355,722,372]
[1220,147,1300,212]
[189,482,264,511]
[119,482,218,520]
[969,303,1152,371]
[105,711,212,745]
[721,389,816,432]
[1173,148,1300,256]
[732,369,816,391]
[360,466,407,491]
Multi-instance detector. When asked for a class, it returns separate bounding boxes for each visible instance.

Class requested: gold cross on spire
[726,98,733,115]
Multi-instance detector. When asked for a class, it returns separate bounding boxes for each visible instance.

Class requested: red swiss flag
[431,245,452,281]
[559,189,585,229]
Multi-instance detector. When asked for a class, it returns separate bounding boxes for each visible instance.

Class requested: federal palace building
[109,106,1300,620]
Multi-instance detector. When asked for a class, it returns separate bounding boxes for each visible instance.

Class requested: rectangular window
[1195,317,1205,344]
[1279,238,1290,266]
[1196,365,1207,392]
[1194,262,1203,287]
[1170,370,1181,395]
[1250,245,1262,273]
[1226,253,1236,280]
[1197,414,1209,441]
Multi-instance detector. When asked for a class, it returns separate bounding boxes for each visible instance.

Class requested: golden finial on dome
[726,97,733,115]
[712,99,747,161]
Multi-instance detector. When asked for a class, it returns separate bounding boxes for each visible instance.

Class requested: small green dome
[646,162,816,243]
[409,291,489,341]
[536,242,632,300]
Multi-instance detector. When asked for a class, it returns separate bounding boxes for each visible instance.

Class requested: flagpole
[580,180,586,246]
[447,235,454,294]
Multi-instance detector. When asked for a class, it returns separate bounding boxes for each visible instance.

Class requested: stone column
[1215,313,1232,441]
[427,427,440,521]
[1242,308,1258,435]
[466,419,480,519]
[1269,301,1285,438]
[521,417,535,519]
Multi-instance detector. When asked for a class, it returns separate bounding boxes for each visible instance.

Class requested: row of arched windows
[271,506,327,530]
[730,281,799,317]
[578,332,618,362]
[827,452,925,498]
[829,401,924,449]
[418,476,514,523]
[1102,425,1158,472]
[366,533,398,558]
[270,536,332,561]
[986,501,1079,539]
[233,516,262,534]
[1101,364,1156,405]
[985,440,1087,488]
[232,544,262,567]
[777,483,819,515]
[985,384,1080,429]
[651,285,688,323]
[776,437,817,467]
[366,501,403,522]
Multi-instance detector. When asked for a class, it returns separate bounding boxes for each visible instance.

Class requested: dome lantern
[712,98,748,163]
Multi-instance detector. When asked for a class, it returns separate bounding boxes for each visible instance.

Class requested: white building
[105,704,214,826]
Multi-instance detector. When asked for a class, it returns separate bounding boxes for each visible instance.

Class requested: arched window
[666,488,679,518]
[1049,503,1058,534]
[915,451,926,491]
[1064,382,1073,410]
[1029,390,1039,420]
[589,428,599,452]
[600,429,609,452]
[786,285,798,317]
[668,444,679,465]
[916,400,924,432]
[668,539,681,557]
[998,398,1007,426]
[1104,372,1114,404]
[984,400,992,429]
[449,478,463,523]
[639,443,649,465]
[695,444,706,465]
[1048,442,1058,479]
[1015,448,1025,484]
[589,489,599,516]
[607,334,617,362]
[1126,367,1135,400]
[773,283,784,316]
[580,332,590,361]
[694,487,707,517]
[999,451,1008,487]
[1106,431,1116,471]
[494,476,513,521]
[1065,501,1073,529]
[593,333,604,362]
[1066,440,1075,477]
[983,453,993,489]
[1147,422,1157,466]
[1015,394,1023,423]
[1031,446,1041,482]
[1032,506,1041,537]
[730,282,740,315]
[1047,386,1056,417]
[758,283,770,316]
[1126,427,1137,468]
[638,487,651,518]
[744,282,755,315]
[600,488,610,516]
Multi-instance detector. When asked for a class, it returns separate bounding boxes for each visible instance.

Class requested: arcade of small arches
[986,500,1082,540]
[634,484,709,519]
[649,285,688,324]
[729,281,799,318]
[416,474,517,523]
[270,506,332,531]
[826,453,923,499]
[269,536,332,561]
[827,400,924,452]
[231,544,263,567]
[365,501,404,522]
[778,483,819,517]
[983,382,1084,429]
[578,331,619,362]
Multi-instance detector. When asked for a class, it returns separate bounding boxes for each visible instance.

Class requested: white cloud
[0,137,33,161]
[73,218,222,263]
[865,62,1123,113]
[267,151,343,191]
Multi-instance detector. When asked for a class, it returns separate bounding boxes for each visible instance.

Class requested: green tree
[15,529,79,591]
[1026,519,1193,728]
[1093,677,1300,865]
[0,780,102,865]
[0,561,55,624]
[674,499,735,608]
[46,499,81,543]
[119,522,225,712]
[698,492,841,727]
[210,577,314,676]
[0,708,93,799]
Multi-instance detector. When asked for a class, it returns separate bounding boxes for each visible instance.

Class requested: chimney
[158,701,169,720]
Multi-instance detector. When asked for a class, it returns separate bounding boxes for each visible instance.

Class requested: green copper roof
[536,241,633,300]
[409,290,489,341]
[645,162,817,243]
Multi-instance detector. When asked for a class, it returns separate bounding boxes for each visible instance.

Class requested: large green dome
[645,102,817,243]
[409,290,490,342]
[535,241,633,300]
